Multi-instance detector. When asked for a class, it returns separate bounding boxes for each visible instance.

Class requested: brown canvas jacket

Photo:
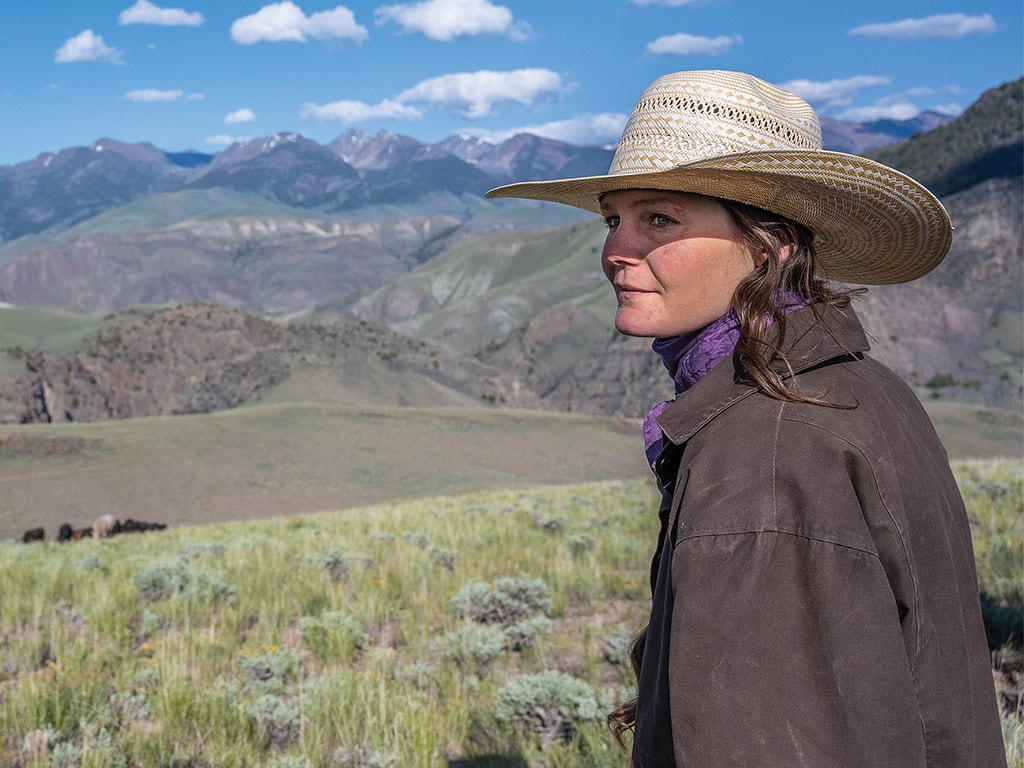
[631,302,1006,768]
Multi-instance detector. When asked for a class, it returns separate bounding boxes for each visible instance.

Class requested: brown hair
[722,199,860,403]
[607,198,858,757]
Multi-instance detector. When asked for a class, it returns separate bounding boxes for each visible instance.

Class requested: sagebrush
[0,461,1020,767]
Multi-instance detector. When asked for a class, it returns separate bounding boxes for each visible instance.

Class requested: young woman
[487,71,1006,767]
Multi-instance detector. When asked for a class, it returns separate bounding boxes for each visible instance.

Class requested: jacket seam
[780,412,923,668]
[770,399,784,532]
[674,527,881,558]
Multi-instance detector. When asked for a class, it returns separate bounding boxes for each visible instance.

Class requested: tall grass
[0,460,1020,767]
[954,460,1024,768]
[1,480,655,767]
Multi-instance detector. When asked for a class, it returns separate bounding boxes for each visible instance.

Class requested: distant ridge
[0,108,958,244]
[820,112,952,154]
[0,302,536,425]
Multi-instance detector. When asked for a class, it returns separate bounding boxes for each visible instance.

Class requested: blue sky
[0,0,1020,166]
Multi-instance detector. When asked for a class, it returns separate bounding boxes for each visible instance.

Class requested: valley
[0,77,1020,539]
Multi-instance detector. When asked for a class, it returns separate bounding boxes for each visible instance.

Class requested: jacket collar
[655,302,871,446]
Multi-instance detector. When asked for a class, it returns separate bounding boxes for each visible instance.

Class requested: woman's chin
[614,310,675,339]
[614,319,656,339]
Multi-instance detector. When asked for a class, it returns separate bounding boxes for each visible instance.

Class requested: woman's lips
[616,285,654,297]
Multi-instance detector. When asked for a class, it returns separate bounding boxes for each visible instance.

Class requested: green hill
[867,78,1023,197]
[0,401,648,541]
[343,217,611,352]
[0,305,112,354]
[0,306,114,377]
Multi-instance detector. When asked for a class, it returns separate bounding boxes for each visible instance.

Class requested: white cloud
[928,102,964,117]
[631,0,700,6]
[375,0,529,42]
[301,68,567,127]
[781,80,964,123]
[839,102,920,121]
[850,13,997,40]
[647,32,741,55]
[225,108,257,124]
[55,30,124,64]
[119,0,205,26]
[838,87,965,122]
[187,92,206,100]
[230,2,368,44]
[395,68,565,119]
[125,88,185,102]
[781,75,891,112]
[467,112,628,146]
[901,86,936,100]
[205,134,249,147]
[300,98,423,122]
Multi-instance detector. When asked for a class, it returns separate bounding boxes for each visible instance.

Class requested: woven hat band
[609,71,821,175]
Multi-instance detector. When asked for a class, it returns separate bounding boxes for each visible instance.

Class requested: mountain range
[0,109,955,245]
[0,78,1020,437]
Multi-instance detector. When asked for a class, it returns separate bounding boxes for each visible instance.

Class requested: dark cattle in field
[22,528,44,543]
[57,524,73,542]
[71,527,92,541]
[120,518,168,533]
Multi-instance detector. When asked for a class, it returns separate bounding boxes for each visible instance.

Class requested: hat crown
[610,70,822,175]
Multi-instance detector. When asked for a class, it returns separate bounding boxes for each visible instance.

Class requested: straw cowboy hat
[486,70,952,285]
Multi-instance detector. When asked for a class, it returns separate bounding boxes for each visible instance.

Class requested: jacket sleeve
[664,527,928,766]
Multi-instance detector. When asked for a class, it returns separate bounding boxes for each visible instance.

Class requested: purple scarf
[642,295,808,471]
[642,310,741,467]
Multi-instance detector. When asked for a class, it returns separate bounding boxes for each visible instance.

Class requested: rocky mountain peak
[88,138,172,166]
[328,129,452,170]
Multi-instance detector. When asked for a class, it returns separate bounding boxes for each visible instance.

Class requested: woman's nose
[602,227,644,268]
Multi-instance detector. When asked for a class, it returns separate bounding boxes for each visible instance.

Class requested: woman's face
[600,190,762,338]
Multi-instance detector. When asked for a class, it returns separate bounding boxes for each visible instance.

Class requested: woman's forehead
[598,189,713,211]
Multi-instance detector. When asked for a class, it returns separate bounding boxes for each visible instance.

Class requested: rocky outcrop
[0,302,539,424]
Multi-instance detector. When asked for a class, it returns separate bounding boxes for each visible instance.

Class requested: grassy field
[0,461,1020,767]
[922,400,1024,461]
[0,403,649,542]
[0,394,1020,544]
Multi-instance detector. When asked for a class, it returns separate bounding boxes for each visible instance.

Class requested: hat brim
[485,149,952,285]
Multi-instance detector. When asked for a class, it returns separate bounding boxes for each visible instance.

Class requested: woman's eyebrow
[600,194,687,215]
